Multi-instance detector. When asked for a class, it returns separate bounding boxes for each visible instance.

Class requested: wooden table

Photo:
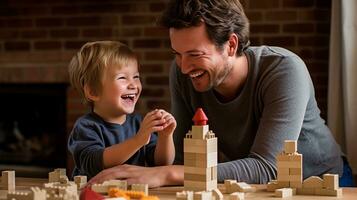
[0,178,356,200]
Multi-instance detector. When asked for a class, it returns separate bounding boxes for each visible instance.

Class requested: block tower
[267,140,303,191]
[276,140,303,188]
[184,108,217,191]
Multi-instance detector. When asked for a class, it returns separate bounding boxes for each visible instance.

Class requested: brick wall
[0,0,331,170]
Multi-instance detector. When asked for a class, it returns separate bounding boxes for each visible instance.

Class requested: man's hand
[86,164,183,188]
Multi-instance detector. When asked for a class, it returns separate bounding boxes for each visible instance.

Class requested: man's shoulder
[247,45,298,58]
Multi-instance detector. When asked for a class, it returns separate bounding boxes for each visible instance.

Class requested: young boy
[67,41,176,179]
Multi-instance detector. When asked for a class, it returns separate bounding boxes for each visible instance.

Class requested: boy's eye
[134,75,140,79]
[117,76,126,80]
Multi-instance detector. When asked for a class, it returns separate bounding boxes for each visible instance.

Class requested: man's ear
[84,84,99,102]
[227,33,238,57]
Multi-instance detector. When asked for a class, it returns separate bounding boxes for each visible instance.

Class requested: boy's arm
[103,133,147,168]
[155,133,175,165]
[154,111,176,165]
[104,110,166,168]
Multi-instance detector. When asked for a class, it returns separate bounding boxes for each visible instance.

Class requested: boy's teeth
[123,94,135,98]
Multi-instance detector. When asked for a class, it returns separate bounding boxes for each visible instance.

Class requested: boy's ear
[84,84,99,102]
[227,33,238,57]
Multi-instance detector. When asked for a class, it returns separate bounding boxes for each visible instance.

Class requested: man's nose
[179,56,191,74]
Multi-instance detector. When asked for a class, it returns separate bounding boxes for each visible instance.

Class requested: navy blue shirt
[68,112,157,179]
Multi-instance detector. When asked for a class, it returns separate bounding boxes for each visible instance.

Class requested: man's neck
[214,53,249,103]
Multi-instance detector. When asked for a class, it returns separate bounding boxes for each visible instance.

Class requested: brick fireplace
[0,64,81,177]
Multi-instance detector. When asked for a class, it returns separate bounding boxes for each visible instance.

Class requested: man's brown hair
[160,0,250,56]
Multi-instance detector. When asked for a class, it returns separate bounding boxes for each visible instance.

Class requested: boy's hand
[137,109,166,145]
[156,109,176,137]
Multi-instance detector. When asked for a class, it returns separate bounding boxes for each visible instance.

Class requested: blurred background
[0,0,335,177]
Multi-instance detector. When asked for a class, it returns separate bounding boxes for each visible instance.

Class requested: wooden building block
[277,161,302,169]
[284,140,297,154]
[275,188,293,198]
[176,191,194,200]
[224,180,237,193]
[193,191,212,200]
[184,180,217,191]
[232,182,255,193]
[184,166,211,175]
[212,188,223,200]
[277,181,290,188]
[74,175,87,189]
[229,192,244,200]
[289,168,302,175]
[184,138,217,154]
[289,181,302,188]
[277,168,289,175]
[184,173,211,182]
[266,180,278,192]
[302,176,323,189]
[276,154,291,161]
[211,166,217,180]
[296,187,315,195]
[184,152,217,168]
[2,170,15,192]
[315,188,342,197]
[48,168,67,183]
[322,174,338,190]
[277,174,301,182]
[131,184,148,195]
[191,125,209,139]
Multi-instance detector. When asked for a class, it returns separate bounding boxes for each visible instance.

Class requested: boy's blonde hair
[68,41,137,108]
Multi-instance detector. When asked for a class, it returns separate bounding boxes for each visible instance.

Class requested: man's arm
[218,55,311,183]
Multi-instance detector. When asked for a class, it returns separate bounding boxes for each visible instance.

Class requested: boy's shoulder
[74,112,143,127]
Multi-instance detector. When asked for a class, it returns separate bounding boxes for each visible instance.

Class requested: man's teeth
[189,71,204,78]
[122,94,135,98]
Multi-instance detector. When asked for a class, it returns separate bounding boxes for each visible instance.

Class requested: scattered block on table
[131,183,148,195]
[193,191,212,200]
[176,191,194,200]
[315,188,342,197]
[322,174,338,190]
[296,187,315,195]
[224,180,237,193]
[232,182,255,193]
[74,175,87,189]
[7,187,46,200]
[212,188,223,200]
[267,180,278,192]
[1,170,15,192]
[48,168,66,183]
[229,192,244,200]
[275,188,293,198]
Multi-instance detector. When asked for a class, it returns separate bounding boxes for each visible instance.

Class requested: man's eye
[190,54,201,57]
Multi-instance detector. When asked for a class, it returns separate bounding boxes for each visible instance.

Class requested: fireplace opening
[0,83,68,177]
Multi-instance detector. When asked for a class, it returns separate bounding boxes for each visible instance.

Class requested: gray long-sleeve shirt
[170,46,343,184]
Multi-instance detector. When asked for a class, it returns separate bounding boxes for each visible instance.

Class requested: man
[88,0,354,187]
